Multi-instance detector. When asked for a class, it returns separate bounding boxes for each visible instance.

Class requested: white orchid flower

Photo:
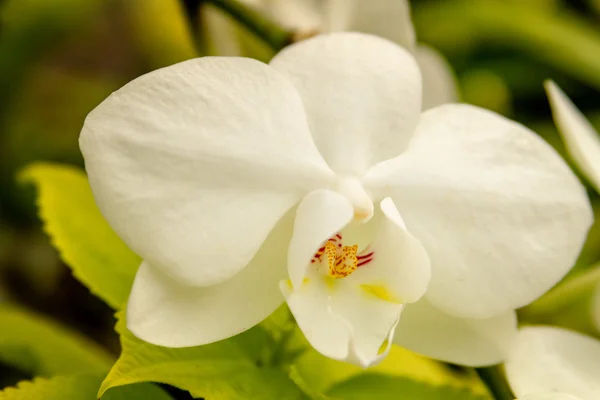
[80,33,591,367]
[505,326,600,400]
[241,0,457,109]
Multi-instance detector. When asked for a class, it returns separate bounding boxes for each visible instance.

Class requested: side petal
[288,189,354,289]
[322,0,416,50]
[545,80,600,194]
[81,57,334,287]
[346,198,431,304]
[127,211,293,347]
[505,326,600,400]
[414,45,458,110]
[281,277,353,363]
[270,32,422,176]
[393,299,517,367]
[366,104,593,319]
[328,281,402,367]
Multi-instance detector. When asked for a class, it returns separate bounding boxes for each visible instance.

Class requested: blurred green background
[1,0,600,395]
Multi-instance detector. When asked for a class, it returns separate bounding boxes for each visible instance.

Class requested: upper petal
[393,298,517,367]
[80,57,333,287]
[270,32,422,176]
[322,0,416,50]
[127,210,293,347]
[505,326,600,400]
[365,104,592,319]
[545,80,600,194]
[414,45,458,110]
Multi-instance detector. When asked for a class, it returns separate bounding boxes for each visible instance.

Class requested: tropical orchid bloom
[241,0,457,109]
[80,33,592,367]
[546,80,600,195]
[505,326,600,400]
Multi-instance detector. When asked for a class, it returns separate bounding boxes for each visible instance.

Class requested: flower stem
[475,366,514,400]
[205,0,293,51]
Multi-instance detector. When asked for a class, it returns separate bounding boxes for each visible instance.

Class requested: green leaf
[326,373,492,400]
[258,305,490,399]
[123,0,199,69]
[0,303,113,376]
[291,345,491,399]
[0,374,172,400]
[19,162,141,309]
[100,314,306,400]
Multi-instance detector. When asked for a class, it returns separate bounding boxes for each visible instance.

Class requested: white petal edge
[280,276,354,364]
[365,103,593,319]
[322,0,416,50]
[288,189,354,289]
[414,45,458,110]
[393,298,517,366]
[545,80,600,194]
[282,259,403,367]
[505,326,600,400]
[127,210,294,347]
[81,57,334,287]
[345,198,431,304]
[270,32,422,176]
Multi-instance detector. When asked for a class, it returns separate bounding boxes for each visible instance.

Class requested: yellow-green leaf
[123,0,199,69]
[326,373,491,400]
[292,345,490,398]
[260,304,489,399]
[19,162,141,309]
[100,315,306,400]
[0,303,113,376]
[0,374,172,400]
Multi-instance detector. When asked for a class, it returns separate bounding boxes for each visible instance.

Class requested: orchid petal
[288,189,354,289]
[323,0,416,50]
[414,45,458,110]
[393,298,517,366]
[126,211,293,347]
[81,57,333,288]
[270,32,422,175]
[344,198,430,304]
[505,326,600,400]
[281,261,403,368]
[366,104,592,319]
[545,80,600,194]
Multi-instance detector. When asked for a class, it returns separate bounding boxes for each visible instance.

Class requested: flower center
[311,234,374,278]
